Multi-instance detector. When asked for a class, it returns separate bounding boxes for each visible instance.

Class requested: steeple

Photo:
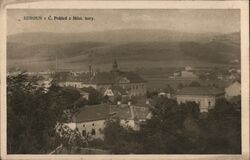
[111,59,120,74]
[112,59,118,70]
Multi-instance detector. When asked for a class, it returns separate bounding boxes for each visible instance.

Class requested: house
[72,104,151,140]
[79,90,90,100]
[158,85,175,99]
[225,81,241,100]
[185,66,192,71]
[158,92,171,98]
[176,87,225,112]
[37,77,53,92]
[103,86,129,103]
[180,71,199,79]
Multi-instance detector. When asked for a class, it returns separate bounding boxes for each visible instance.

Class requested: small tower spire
[112,59,118,70]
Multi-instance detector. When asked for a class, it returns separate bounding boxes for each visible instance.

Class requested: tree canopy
[7,73,81,153]
[103,96,241,154]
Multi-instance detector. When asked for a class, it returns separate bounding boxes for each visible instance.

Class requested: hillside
[7,29,217,45]
[7,30,240,71]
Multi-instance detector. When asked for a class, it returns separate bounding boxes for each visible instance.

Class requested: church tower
[112,59,119,72]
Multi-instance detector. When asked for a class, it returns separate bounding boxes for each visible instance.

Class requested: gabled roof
[111,86,128,95]
[74,104,110,123]
[91,72,115,84]
[177,87,224,96]
[74,104,150,123]
[110,105,132,120]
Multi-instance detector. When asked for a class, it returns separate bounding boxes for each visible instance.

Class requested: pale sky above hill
[7,9,240,35]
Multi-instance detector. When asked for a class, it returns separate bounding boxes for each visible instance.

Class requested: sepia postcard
[0,1,249,160]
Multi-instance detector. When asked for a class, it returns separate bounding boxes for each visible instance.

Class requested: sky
[7,9,240,35]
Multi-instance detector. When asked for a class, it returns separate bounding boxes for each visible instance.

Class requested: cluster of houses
[10,62,241,141]
[52,62,241,140]
[54,60,147,98]
[169,66,240,81]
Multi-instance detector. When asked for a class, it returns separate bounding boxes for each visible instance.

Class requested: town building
[55,61,147,97]
[79,90,90,100]
[72,104,151,140]
[103,86,129,103]
[176,87,225,112]
[225,81,241,100]
[180,70,199,79]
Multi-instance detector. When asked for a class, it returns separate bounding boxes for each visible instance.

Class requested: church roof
[54,61,146,84]
[89,71,146,84]
[91,72,116,84]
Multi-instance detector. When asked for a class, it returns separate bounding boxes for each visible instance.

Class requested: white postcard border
[1,1,249,160]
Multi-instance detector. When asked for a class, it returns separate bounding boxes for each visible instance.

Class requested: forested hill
[7,30,240,71]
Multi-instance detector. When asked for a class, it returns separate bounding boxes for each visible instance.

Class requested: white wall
[120,119,137,130]
[75,119,138,140]
[76,120,106,139]
[225,82,241,100]
[176,95,216,112]
[58,82,97,89]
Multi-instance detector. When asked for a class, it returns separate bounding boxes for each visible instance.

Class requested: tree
[7,73,82,153]
[201,98,241,153]
[74,97,88,109]
[7,73,55,153]
[177,83,184,90]
[139,98,201,154]
[103,118,143,154]
[101,96,241,154]
[163,84,175,94]
[189,81,201,87]
[81,87,102,105]
[146,90,158,98]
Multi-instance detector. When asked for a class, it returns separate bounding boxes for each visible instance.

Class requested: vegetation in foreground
[7,73,241,154]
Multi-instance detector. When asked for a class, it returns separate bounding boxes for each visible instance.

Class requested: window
[82,124,85,127]
[92,123,95,126]
[208,101,211,106]
[82,130,86,136]
[91,129,96,135]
